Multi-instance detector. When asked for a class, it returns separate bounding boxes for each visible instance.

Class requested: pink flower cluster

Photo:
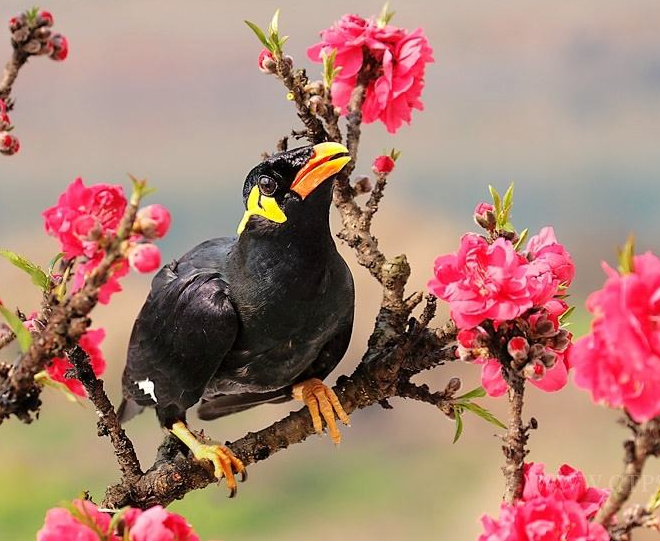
[479,463,609,541]
[43,179,170,304]
[37,500,199,541]
[431,226,575,395]
[429,227,574,329]
[572,252,660,422]
[0,99,20,156]
[308,13,434,133]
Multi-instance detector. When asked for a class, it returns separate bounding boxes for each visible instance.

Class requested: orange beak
[290,142,351,199]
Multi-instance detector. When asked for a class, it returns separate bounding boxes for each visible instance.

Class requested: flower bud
[540,349,557,368]
[308,95,325,116]
[12,26,30,43]
[283,55,294,68]
[523,360,546,381]
[135,204,172,240]
[49,33,68,61]
[304,81,325,95]
[444,377,462,395]
[258,48,276,74]
[24,39,42,54]
[128,243,161,273]
[353,175,373,195]
[474,202,496,231]
[38,11,54,27]
[8,16,22,32]
[507,336,529,361]
[0,113,11,132]
[372,155,395,174]
[0,133,20,156]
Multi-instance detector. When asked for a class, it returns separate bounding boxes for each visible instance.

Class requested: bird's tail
[117,398,145,424]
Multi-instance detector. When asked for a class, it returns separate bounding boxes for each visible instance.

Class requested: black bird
[118,143,354,496]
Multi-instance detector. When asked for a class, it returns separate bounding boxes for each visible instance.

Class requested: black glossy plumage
[119,146,355,428]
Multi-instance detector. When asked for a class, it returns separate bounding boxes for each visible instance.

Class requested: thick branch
[501,376,527,503]
[595,418,660,528]
[68,346,142,482]
[102,324,457,509]
[0,50,28,102]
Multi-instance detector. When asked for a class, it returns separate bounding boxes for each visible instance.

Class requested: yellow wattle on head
[237,185,287,234]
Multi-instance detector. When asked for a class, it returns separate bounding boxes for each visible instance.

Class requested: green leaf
[0,305,32,353]
[0,249,49,291]
[559,305,575,326]
[268,9,280,37]
[452,405,464,443]
[488,185,501,217]
[455,386,486,401]
[618,234,635,275]
[377,2,395,27]
[48,252,64,276]
[462,401,507,430]
[244,20,271,50]
[322,49,340,88]
[502,182,514,215]
[513,228,529,251]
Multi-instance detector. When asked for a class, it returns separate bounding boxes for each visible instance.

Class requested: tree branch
[501,376,527,503]
[0,183,143,425]
[595,417,660,529]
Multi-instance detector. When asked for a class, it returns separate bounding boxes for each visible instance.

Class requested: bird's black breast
[205,235,355,396]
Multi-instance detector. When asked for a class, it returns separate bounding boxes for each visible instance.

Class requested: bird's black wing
[121,238,239,426]
[196,321,353,420]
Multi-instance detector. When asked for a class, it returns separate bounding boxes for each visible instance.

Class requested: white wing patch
[136,378,157,403]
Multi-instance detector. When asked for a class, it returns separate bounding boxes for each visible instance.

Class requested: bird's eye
[258,176,277,196]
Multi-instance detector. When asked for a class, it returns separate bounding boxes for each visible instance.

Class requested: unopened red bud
[0,133,20,156]
[523,360,546,381]
[372,155,395,175]
[49,33,68,61]
[38,11,54,27]
[135,204,171,240]
[128,243,161,273]
[258,48,276,74]
[507,336,529,361]
[0,113,11,132]
[474,202,497,231]
[8,16,22,32]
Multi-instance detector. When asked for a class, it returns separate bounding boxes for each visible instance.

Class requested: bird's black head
[237,143,350,235]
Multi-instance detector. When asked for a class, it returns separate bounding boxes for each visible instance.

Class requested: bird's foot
[292,378,350,444]
[170,421,247,497]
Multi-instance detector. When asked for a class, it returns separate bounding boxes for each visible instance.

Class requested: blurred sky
[1,1,660,540]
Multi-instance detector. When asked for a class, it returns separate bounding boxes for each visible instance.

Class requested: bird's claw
[192,442,247,498]
[293,378,350,444]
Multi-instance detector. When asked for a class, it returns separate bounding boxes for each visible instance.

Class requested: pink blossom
[128,243,161,273]
[37,499,113,541]
[527,226,575,286]
[523,463,608,519]
[72,254,129,305]
[47,328,106,397]
[124,506,199,541]
[43,178,127,259]
[428,233,536,329]
[572,252,660,422]
[258,48,275,73]
[479,499,609,541]
[479,463,609,541]
[372,155,395,174]
[308,14,433,133]
[477,357,508,397]
[136,204,172,239]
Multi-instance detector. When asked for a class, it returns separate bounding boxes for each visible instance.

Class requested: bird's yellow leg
[292,378,350,444]
[170,421,246,497]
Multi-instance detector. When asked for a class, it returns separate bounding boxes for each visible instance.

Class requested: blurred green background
[2,0,660,539]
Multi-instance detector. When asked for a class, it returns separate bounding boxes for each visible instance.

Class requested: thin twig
[501,377,527,503]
